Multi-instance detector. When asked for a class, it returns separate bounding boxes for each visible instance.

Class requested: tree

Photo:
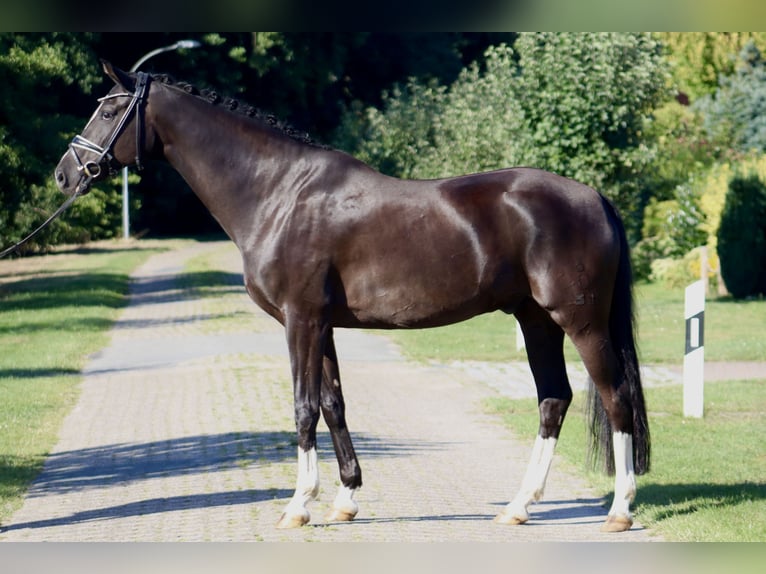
[0,33,116,252]
[334,46,524,180]
[509,33,668,224]
[717,172,766,298]
[334,79,447,179]
[698,41,766,155]
[337,33,668,236]
[657,32,766,103]
[414,45,525,179]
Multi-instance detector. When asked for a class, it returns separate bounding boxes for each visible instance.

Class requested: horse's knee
[294,404,320,448]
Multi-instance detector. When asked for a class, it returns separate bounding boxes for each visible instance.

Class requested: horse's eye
[101,110,115,121]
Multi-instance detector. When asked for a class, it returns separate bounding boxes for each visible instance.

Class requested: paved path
[0,241,671,541]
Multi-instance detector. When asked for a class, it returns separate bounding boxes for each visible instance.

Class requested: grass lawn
[385,281,766,364]
[484,380,766,541]
[0,240,177,521]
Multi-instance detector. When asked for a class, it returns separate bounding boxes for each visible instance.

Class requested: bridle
[0,72,150,258]
[68,71,150,190]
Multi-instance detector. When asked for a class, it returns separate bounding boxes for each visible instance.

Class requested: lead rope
[0,189,82,259]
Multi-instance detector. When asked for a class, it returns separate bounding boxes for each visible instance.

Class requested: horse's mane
[151,73,328,149]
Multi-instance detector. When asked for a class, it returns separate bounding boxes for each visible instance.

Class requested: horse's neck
[150,89,301,244]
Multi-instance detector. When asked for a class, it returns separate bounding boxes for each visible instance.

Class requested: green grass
[636,282,766,363]
[484,380,766,541]
[0,240,174,521]
[384,282,766,364]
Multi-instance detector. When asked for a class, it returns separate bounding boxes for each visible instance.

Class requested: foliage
[640,192,706,258]
[4,32,766,253]
[640,101,718,204]
[649,247,704,288]
[697,41,766,154]
[412,45,526,179]
[642,155,766,290]
[334,80,447,179]
[632,193,703,282]
[0,33,126,253]
[717,172,766,298]
[631,35,766,282]
[657,32,766,102]
[337,33,668,235]
[631,235,677,282]
[510,33,668,216]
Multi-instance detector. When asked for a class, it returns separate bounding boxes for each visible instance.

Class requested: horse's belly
[337,269,495,329]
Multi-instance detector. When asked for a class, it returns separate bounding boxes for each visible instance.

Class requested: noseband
[68,72,150,187]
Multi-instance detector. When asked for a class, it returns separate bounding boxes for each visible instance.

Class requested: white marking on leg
[497,435,557,524]
[607,431,636,520]
[278,446,319,527]
[329,484,359,521]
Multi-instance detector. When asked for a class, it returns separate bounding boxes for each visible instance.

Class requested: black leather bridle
[67,71,150,191]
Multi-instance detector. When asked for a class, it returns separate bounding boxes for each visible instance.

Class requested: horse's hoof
[601,514,633,532]
[494,512,528,525]
[276,511,310,529]
[325,508,357,522]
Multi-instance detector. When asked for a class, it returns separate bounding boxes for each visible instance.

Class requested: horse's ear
[101,59,135,91]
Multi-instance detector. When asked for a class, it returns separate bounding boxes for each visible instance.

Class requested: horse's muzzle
[54,165,93,196]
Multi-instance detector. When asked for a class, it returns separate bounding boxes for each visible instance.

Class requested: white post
[121,166,130,240]
[683,280,705,418]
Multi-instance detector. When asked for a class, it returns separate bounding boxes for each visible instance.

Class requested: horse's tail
[587,197,651,476]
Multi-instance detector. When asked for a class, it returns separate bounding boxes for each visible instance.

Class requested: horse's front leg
[276,314,326,529]
[320,329,362,522]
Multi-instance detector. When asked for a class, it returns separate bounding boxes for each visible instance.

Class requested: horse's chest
[243,272,284,323]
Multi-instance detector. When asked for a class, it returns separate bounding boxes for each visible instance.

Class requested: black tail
[587,197,651,476]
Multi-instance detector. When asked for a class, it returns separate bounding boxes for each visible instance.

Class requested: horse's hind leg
[320,329,362,522]
[495,300,572,525]
[570,326,637,532]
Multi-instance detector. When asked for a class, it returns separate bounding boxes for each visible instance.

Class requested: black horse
[55,62,649,533]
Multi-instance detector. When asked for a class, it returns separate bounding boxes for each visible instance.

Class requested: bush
[717,174,766,298]
[632,235,677,281]
[649,247,705,288]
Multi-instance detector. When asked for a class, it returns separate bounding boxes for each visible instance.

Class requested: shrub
[649,247,705,288]
[717,173,766,298]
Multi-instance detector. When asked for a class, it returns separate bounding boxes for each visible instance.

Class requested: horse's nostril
[55,169,66,186]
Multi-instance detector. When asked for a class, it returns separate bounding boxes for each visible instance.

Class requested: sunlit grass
[385,282,766,364]
[484,380,766,541]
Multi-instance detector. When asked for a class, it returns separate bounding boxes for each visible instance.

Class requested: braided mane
[152,73,327,149]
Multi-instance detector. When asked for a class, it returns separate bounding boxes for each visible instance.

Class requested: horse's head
[55,60,153,196]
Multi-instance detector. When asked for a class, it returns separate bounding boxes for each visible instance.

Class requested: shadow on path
[5,431,454,498]
[0,488,293,533]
